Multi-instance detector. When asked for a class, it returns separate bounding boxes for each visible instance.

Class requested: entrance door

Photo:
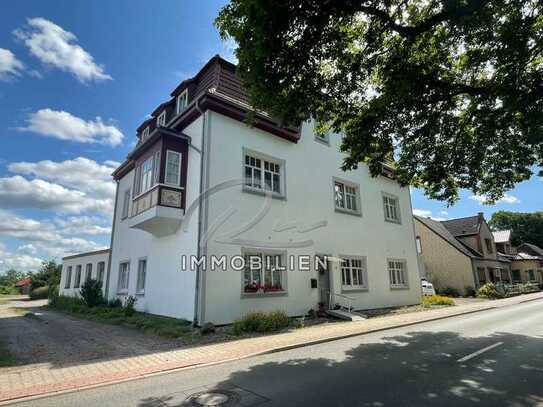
[317,255,331,308]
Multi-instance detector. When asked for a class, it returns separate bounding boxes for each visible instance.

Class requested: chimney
[478,212,485,223]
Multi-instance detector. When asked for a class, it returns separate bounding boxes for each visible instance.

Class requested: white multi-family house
[62,55,422,325]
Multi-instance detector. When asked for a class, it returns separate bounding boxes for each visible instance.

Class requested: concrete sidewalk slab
[1,292,542,404]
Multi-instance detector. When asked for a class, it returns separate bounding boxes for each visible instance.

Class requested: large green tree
[489,211,543,247]
[216,0,543,203]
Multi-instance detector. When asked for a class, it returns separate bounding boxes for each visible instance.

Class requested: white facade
[60,249,110,297]
[106,117,203,320]
[106,109,421,324]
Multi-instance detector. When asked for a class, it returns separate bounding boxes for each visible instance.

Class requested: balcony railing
[128,184,184,237]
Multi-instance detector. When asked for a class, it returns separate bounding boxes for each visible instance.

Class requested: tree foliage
[489,210,543,247]
[0,269,25,287]
[216,0,543,203]
[30,260,61,290]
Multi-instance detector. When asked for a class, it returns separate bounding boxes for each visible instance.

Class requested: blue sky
[0,1,540,272]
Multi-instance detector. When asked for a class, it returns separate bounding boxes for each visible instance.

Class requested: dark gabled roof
[414,216,481,258]
[518,243,543,257]
[441,215,481,237]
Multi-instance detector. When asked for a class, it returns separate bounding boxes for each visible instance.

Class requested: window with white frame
[388,259,408,288]
[64,266,72,289]
[156,111,166,127]
[334,179,360,214]
[74,265,82,288]
[140,157,154,193]
[383,193,401,223]
[176,90,188,114]
[244,151,284,196]
[341,257,367,290]
[243,252,284,293]
[122,189,130,219]
[117,261,130,293]
[85,263,92,281]
[97,262,105,283]
[165,150,182,186]
[415,236,422,254]
[142,127,150,140]
[136,259,147,294]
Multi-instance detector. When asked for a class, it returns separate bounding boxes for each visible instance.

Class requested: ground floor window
[512,269,521,282]
[136,259,147,294]
[85,263,92,281]
[117,261,130,293]
[243,252,284,293]
[500,269,510,283]
[74,265,82,288]
[527,269,536,282]
[64,266,72,289]
[388,259,408,288]
[97,262,105,283]
[341,257,367,290]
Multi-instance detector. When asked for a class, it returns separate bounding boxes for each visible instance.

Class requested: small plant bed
[49,295,194,339]
[363,296,455,319]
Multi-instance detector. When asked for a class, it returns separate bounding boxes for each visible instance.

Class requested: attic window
[142,127,150,140]
[157,111,166,127]
[176,90,188,115]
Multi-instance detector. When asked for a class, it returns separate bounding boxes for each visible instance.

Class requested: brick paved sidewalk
[1,292,542,403]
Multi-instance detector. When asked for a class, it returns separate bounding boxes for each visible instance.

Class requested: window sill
[241,291,288,299]
[117,290,128,295]
[390,285,410,290]
[341,287,368,293]
[334,207,362,217]
[243,186,286,201]
[384,218,402,225]
[136,291,145,296]
[314,136,330,146]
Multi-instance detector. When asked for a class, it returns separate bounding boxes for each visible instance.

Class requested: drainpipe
[104,180,120,299]
[193,97,207,327]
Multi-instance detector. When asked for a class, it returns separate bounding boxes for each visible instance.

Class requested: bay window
[165,150,182,186]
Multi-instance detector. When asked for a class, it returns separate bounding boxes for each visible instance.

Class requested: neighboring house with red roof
[414,213,512,295]
[15,277,32,295]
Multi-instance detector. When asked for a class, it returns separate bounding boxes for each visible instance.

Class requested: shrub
[108,298,122,308]
[463,286,476,298]
[0,285,19,295]
[123,295,137,316]
[29,285,49,300]
[437,287,460,297]
[232,310,290,335]
[477,283,503,299]
[79,279,104,307]
[48,284,59,306]
[422,295,455,307]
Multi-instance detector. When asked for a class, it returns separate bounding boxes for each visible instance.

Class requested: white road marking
[457,342,504,363]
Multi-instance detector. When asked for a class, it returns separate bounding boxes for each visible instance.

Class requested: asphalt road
[10,299,543,407]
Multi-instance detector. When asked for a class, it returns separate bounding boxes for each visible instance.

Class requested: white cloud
[413,209,432,217]
[0,210,108,264]
[413,208,448,221]
[0,243,43,272]
[20,109,123,146]
[469,193,520,205]
[0,176,112,214]
[54,216,111,236]
[9,157,116,199]
[0,48,24,80]
[14,17,111,82]
[440,211,449,216]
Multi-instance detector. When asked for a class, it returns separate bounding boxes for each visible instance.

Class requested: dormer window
[157,111,166,127]
[142,127,150,140]
[176,90,188,115]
